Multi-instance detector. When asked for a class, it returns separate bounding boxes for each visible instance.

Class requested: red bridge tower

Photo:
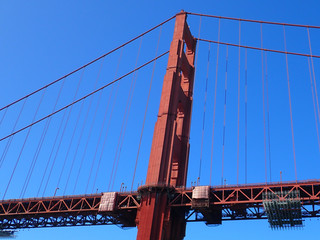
[136,11,196,240]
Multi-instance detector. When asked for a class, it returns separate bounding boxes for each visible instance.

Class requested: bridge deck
[1,180,319,229]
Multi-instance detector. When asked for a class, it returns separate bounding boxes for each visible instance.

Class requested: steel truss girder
[169,180,320,206]
[0,193,139,229]
[0,214,121,229]
[0,180,319,229]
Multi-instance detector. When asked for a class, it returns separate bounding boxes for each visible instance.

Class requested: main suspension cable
[196,38,320,59]
[0,51,169,143]
[186,12,320,29]
[0,15,175,113]
[0,108,8,128]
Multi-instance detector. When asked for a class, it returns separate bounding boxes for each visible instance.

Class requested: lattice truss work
[0,181,320,232]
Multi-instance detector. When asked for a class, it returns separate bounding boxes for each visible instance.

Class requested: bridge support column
[135,11,196,240]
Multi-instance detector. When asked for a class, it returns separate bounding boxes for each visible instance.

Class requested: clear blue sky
[1,0,320,239]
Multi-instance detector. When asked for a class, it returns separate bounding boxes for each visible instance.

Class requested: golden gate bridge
[1,11,320,239]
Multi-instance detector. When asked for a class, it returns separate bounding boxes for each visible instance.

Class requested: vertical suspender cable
[307,57,320,153]
[194,16,202,182]
[265,52,272,182]
[47,70,93,196]
[56,67,87,191]
[94,83,120,191]
[41,101,69,196]
[111,38,142,189]
[63,100,86,194]
[131,26,162,191]
[307,27,320,154]
[236,21,241,185]
[108,37,143,191]
[19,88,48,198]
[199,42,211,182]
[194,16,202,184]
[307,28,320,125]
[283,25,298,181]
[110,38,143,191]
[73,59,105,194]
[88,49,123,194]
[90,51,123,193]
[0,108,8,129]
[0,98,27,169]
[221,46,229,185]
[11,99,43,198]
[210,18,221,186]
[72,60,106,194]
[61,101,85,195]
[244,49,248,184]
[261,23,268,183]
[36,77,67,197]
[56,74,85,194]
[84,85,108,193]
[2,98,28,199]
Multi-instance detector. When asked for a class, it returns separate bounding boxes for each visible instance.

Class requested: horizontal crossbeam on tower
[1,180,319,230]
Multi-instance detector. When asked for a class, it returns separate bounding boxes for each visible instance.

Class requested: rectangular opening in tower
[263,190,303,229]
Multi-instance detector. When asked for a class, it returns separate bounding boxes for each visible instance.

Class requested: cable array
[1,12,320,200]
[189,12,320,186]
[0,15,173,199]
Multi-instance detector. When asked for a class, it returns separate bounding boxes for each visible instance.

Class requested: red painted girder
[169,180,320,206]
[0,193,140,217]
[0,180,319,218]
[0,180,319,229]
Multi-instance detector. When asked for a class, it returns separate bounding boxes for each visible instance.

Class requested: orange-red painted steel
[135,11,196,240]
